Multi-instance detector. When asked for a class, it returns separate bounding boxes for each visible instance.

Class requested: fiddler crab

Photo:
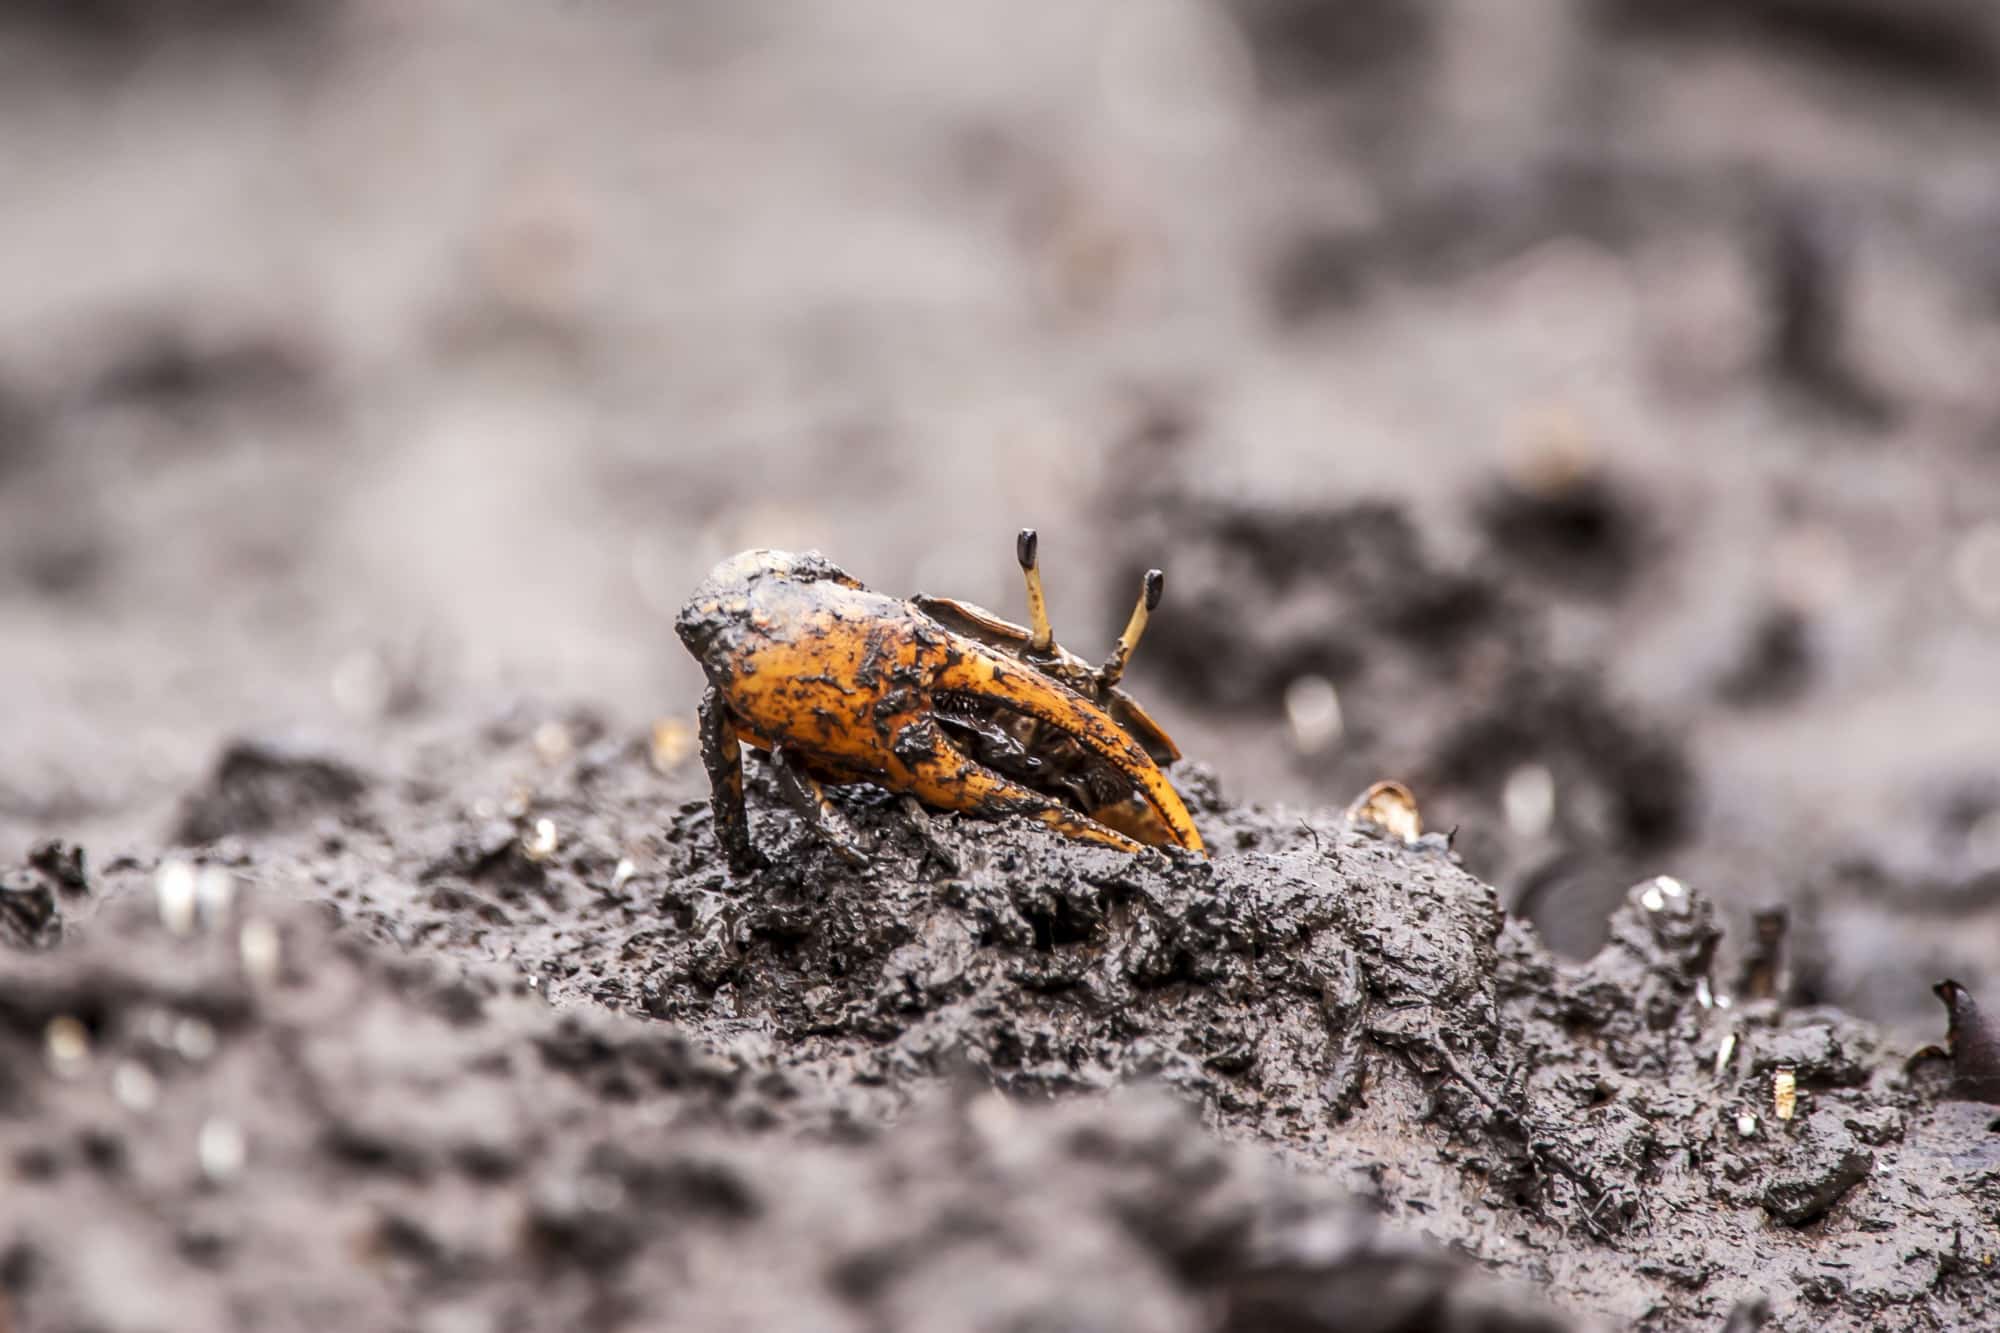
[675,530,1205,871]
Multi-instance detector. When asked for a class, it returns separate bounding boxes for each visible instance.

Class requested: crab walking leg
[697,687,764,873]
[932,653,1206,854]
[1097,568,1163,689]
[768,745,871,868]
[1015,528,1056,654]
[896,725,1145,855]
[899,795,960,873]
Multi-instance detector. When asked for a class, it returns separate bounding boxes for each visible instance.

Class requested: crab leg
[769,745,871,868]
[697,687,764,873]
[1097,568,1162,689]
[931,653,1205,854]
[897,723,1145,855]
[1015,528,1056,654]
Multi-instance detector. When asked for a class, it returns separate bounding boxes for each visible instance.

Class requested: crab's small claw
[1098,568,1162,690]
[1015,527,1056,654]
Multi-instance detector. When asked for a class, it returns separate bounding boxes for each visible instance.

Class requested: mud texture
[7,721,1999,1331]
[8,0,2000,1329]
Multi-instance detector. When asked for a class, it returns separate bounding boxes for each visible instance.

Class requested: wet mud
[7,0,2000,1328]
[7,724,1999,1330]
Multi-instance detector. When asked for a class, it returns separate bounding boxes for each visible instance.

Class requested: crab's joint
[900,794,959,873]
[1098,568,1163,689]
[770,745,871,868]
[1015,527,1056,654]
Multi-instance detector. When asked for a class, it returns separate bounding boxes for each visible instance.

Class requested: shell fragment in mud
[156,860,198,935]
[1345,780,1422,843]
[522,818,559,863]
[240,917,282,987]
[44,1015,89,1077]
[113,1060,159,1112]
[198,1118,247,1183]
[1773,1065,1798,1122]
[1638,875,1687,912]
[651,717,697,773]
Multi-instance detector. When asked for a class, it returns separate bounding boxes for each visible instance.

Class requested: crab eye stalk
[1098,568,1163,688]
[1015,527,1056,654]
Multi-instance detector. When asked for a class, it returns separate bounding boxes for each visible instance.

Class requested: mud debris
[170,740,368,846]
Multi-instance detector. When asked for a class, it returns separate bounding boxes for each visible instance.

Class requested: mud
[8,0,2000,1328]
[7,726,2000,1330]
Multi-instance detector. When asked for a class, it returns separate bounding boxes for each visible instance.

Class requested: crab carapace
[675,531,1205,871]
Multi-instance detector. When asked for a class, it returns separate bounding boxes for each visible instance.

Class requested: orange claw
[928,650,1204,855]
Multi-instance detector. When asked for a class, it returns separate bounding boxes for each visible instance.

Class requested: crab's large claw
[895,725,1147,855]
[931,652,1206,855]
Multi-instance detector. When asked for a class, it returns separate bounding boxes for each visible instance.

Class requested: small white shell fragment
[522,818,559,863]
[1696,977,1715,1010]
[44,1015,90,1077]
[1738,1113,1759,1137]
[1773,1066,1798,1121]
[198,1118,247,1183]
[1714,1031,1737,1077]
[651,718,697,773]
[1638,875,1686,912]
[113,1060,159,1111]
[156,861,198,936]
[611,857,637,890]
[532,720,574,765]
[1282,675,1343,755]
[174,1017,218,1062]
[239,918,282,987]
[195,866,236,925]
[1502,764,1556,839]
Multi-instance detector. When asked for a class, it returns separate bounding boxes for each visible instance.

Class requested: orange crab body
[676,546,1204,869]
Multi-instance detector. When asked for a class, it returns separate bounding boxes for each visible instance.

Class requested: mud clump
[170,739,368,846]
[0,843,1573,1333]
[1108,493,1694,951]
[0,841,88,950]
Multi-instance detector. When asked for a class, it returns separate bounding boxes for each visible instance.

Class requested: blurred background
[4,0,2000,1034]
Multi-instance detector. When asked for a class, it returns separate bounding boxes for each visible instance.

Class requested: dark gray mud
[6,722,1996,1331]
[7,1,2000,1329]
